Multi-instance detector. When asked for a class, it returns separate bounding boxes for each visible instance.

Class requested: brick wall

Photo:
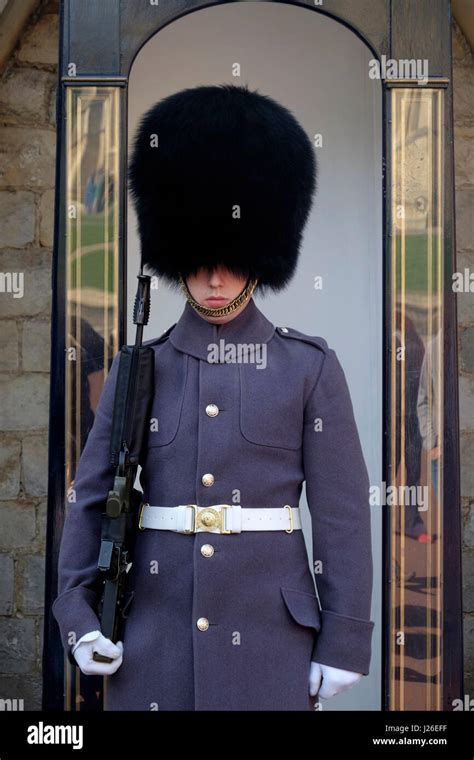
[453,18,474,697]
[0,0,58,709]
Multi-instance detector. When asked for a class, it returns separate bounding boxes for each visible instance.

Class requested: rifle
[92,273,155,663]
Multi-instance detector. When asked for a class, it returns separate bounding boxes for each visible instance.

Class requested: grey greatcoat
[52,297,375,711]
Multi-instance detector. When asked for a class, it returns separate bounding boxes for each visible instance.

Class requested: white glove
[309,661,362,699]
[72,630,124,676]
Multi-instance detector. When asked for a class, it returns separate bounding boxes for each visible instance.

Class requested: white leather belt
[138,503,301,534]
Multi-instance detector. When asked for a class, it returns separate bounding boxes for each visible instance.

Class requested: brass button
[196,617,209,631]
[206,403,219,417]
[280,327,289,333]
[201,544,215,558]
[202,473,215,487]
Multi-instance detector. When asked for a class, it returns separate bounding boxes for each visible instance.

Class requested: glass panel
[64,85,121,710]
[389,88,444,710]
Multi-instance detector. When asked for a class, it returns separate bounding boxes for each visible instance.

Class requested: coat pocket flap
[280,587,322,632]
[147,354,188,447]
[239,365,303,450]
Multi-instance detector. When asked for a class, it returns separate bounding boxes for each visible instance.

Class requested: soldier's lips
[205,297,229,304]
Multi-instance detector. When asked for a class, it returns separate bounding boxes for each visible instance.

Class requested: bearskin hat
[128,83,317,294]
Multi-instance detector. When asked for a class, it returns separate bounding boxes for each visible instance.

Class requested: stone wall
[0,0,58,709]
[453,19,474,697]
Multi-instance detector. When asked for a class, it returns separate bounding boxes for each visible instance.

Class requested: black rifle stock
[92,274,154,663]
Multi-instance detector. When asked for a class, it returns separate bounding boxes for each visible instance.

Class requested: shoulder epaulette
[275,325,329,353]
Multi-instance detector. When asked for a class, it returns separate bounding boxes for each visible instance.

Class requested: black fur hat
[128,84,317,294]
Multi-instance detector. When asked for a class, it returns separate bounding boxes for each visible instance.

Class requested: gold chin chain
[179,273,259,317]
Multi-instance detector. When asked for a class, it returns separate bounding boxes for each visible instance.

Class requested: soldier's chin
[202,299,231,312]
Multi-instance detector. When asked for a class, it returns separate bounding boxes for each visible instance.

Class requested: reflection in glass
[64,86,121,710]
[389,87,444,710]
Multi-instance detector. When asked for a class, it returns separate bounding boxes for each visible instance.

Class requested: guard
[52,83,374,711]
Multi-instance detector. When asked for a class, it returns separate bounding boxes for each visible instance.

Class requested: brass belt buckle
[186,504,231,534]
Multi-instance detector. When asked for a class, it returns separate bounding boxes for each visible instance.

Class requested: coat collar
[169,297,275,361]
